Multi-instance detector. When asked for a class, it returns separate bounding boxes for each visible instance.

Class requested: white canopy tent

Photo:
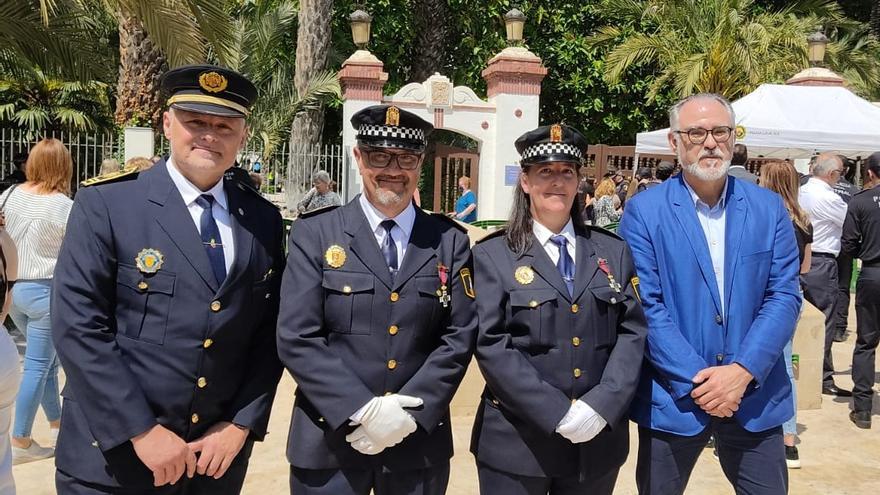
[635,84,880,159]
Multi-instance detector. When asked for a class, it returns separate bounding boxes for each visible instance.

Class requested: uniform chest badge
[514,265,535,285]
[325,245,347,269]
[135,248,164,274]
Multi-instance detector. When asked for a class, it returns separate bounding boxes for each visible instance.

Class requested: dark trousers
[476,462,617,495]
[801,254,840,386]
[56,460,250,495]
[853,266,880,412]
[289,464,449,495]
[635,421,787,495]
[835,253,854,336]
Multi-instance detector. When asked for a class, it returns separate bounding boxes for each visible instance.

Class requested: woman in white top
[0,138,73,465]
[0,226,20,494]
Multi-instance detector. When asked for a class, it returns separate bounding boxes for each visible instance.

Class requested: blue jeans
[8,280,61,438]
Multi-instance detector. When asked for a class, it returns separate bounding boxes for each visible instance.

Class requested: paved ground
[10,302,880,494]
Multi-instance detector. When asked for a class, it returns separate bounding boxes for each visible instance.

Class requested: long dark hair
[504,165,584,255]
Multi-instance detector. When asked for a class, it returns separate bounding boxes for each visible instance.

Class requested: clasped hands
[131,421,249,487]
[555,400,607,444]
[345,394,423,455]
[690,363,754,418]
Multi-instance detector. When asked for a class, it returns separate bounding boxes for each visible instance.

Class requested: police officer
[841,151,880,429]
[277,105,477,494]
[470,124,647,494]
[52,65,285,494]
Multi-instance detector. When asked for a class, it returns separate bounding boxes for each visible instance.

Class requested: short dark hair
[637,167,653,180]
[732,144,748,166]
[866,152,880,180]
[656,161,675,181]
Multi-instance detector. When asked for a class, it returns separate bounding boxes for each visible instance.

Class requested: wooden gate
[433,144,479,213]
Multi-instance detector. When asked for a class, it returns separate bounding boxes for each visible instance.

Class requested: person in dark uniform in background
[727,144,758,184]
[51,65,285,494]
[470,124,647,495]
[841,151,880,429]
[277,104,477,495]
[832,155,860,342]
[655,161,675,182]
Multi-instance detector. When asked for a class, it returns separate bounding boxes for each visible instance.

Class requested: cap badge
[550,124,563,143]
[135,248,164,274]
[514,265,535,285]
[325,245,347,269]
[385,106,400,126]
[199,72,228,93]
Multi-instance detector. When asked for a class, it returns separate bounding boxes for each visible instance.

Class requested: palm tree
[410,0,450,83]
[588,0,855,100]
[289,0,334,149]
[871,0,880,36]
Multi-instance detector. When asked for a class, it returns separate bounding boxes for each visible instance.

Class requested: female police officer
[469,124,647,495]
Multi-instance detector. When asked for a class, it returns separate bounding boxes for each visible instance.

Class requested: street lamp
[504,8,526,46]
[807,28,829,67]
[350,9,373,50]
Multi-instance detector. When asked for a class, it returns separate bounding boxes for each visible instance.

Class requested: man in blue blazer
[620,94,801,494]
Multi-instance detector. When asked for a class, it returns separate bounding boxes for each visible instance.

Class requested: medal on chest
[598,258,622,293]
[437,263,451,308]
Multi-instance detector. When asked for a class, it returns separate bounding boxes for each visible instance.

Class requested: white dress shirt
[166,159,235,273]
[358,193,416,270]
[532,219,576,265]
[799,177,847,255]
[684,177,728,315]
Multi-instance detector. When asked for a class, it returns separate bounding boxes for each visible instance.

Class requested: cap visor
[170,102,245,118]
[357,137,425,152]
[521,155,581,167]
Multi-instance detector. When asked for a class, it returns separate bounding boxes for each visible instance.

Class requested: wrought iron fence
[0,127,120,192]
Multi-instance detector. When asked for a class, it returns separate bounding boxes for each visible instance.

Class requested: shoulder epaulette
[80,165,139,187]
[475,227,507,244]
[226,168,279,210]
[430,211,469,233]
[298,204,340,219]
[585,224,624,241]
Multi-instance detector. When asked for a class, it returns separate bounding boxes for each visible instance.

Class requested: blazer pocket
[322,271,374,334]
[116,264,175,345]
[741,249,771,264]
[509,288,558,347]
[589,286,628,348]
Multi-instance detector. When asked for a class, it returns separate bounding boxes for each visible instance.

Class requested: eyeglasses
[674,126,733,145]
[362,148,421,170]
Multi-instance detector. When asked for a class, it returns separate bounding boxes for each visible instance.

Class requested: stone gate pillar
[479,46,547,220]
[339,50,388,201]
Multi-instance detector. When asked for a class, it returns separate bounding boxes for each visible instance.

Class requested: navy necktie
[195,194,227,285]
[551,234,574,296]
[380,219,398,273]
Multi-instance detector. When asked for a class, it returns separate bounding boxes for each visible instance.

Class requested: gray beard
[683,158,730,182]
[374,188,404,206]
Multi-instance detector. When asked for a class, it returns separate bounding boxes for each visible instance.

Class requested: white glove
[344,426,385,455]
[346,394,423,450]
[555,400,607,444]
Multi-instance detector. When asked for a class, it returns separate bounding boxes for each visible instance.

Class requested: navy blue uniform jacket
[277,197,477,471]
[51,161,284,487]
[470,226,647,478]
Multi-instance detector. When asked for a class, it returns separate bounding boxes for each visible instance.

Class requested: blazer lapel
[524,235,572,303]
[572,230,602,301]
[393,209,438,290]
[343,199,394,290]
[148,162,218,292]
[670,175,722,315]
[723,180,747,314]
[216,180,255,298]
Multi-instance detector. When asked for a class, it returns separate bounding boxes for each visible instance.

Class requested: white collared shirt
[358,193,416,269]
[165,159,235,273]
[533,219,577,266]
[799,177,847,255]
[683,177,728,314]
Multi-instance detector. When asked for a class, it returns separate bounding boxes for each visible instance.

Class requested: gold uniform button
[529,300,538,308]
[318,417,325,423]
[210,301,222,312]
[342,285,352,294]
[197,377,207,388]
[573,368,582,378]
[491,399,500,406]
[389,325,399,335]
[571,304,579,313]
[572,337,581,347]
[390,292,400,302]
[137,281,148,291]
[191,413,200,424]
[387,359,397,370]
[203,339,213,349]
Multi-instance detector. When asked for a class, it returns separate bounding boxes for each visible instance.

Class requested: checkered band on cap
[521,142,584,161]
[358,124,426,143]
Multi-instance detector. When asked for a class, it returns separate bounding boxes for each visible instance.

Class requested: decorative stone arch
[339,47,547,220]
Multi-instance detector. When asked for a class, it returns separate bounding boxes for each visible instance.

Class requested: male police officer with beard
[278,105,477,495]
[52,65,284,494]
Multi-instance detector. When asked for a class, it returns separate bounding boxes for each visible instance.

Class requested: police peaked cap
[161,64,257,118]
[352,105,434,152]
[515,124,588,166]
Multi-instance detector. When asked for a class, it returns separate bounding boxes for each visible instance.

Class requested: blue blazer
[619,174,801,436]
